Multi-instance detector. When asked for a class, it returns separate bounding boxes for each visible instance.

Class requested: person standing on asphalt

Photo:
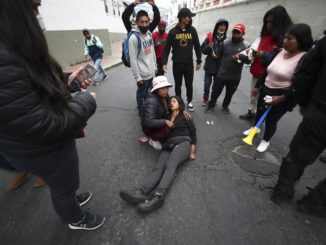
[200,18,228,106]
[239,6,293,121]
[162,7,202,112]
[205,23,250,114]
[270,31,326,218]
[153,20,168,76]
[122,0,160,33]
[0,0,105,230]
[83,29,108,86]
[120,96,196,212]
[128,10,157,116]
[243,24,312,153]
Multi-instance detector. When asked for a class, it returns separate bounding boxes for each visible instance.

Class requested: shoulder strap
[131,31,142,55]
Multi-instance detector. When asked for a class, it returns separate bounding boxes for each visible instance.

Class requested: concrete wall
[192,0,326,43]
[45,29,113,67]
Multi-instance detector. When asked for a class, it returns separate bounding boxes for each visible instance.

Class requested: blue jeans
[136,78,152,113]
[203,71,214,98]
[1,140,84,224]
[94,58,106,82]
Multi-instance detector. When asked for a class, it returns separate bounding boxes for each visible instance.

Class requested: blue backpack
[121,31,142,67]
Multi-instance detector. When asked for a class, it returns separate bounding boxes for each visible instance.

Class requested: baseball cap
[177,8,196,19]
[232,23,245,33]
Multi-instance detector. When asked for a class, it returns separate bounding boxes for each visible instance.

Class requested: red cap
[159,20,167,26]
[233,23,245,33]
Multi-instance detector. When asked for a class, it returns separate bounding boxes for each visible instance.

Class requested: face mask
[139,26,149,34]
[232,36,242,43]
[159,29,165,35]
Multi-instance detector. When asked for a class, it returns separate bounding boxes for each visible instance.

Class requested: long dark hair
[0,0,69,112]
[261,5,293,48]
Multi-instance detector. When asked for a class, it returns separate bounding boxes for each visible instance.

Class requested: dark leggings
[254,85,288,141]
[0,140,83,224]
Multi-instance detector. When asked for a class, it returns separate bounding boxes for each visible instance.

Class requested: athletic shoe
[68,211,105,230]
[270,183,294,204]
[148,138,162,150]
[204,105,214,113]
[221,107,230,114]
[34,177,45,188]
[243,127,261,136]
[102,75,108,81]
[239,109,256,121]
[119,188,147,204]
[187,102,195,112]
[137,191,164,212]
[202,96,208,106]
[8,171,28,191]
[257,140,270,152]
[93,81,99,86]
[76,191,92,206]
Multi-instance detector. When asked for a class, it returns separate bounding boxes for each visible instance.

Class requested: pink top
[265,49,306,89]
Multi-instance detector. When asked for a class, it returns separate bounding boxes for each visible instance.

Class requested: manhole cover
[231,145,281,177]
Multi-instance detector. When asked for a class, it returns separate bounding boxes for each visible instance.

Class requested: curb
[103,60,123,70]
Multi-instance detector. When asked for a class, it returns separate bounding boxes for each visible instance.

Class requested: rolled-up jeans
[0,140,84,224]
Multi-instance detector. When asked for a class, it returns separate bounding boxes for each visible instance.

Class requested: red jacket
[152,31,167,59]
[250,34,277,78]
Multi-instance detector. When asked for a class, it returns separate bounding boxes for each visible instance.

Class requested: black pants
[254,86,288,141]
[141,141,191,194]
[172,63,194,103]
[278,103,326,201]
[208,77,240,109]
[156,58,164,76]
[1,140,83,224]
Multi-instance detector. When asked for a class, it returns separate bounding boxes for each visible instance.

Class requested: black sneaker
[102,75,108,81]
[68,211,105,230]
[119,188,147,204]
[204,105,214,113]
[221,107,230,114]
[93,81,99,86]
[270,184,294,204]
[239,109,255,121]
[137,191,164,212]
[76,191,92,206]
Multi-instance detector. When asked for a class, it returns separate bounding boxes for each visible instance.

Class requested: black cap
[177,8,196,19]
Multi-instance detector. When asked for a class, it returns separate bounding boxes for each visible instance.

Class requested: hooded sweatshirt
[129,26,157,82]
[201,18,229,75]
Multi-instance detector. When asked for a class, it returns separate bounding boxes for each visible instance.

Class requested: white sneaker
[187,102,195,112]
[243,127,261,136]
[257,140,270,153]
[148,138,162,150]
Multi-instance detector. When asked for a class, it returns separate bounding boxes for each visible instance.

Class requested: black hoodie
[201,18,229,75]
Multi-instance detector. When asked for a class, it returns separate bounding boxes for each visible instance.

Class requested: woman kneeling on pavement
[243,23,313,153]
[120,96,197,212]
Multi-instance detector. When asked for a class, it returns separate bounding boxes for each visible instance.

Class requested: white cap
[151,76,172,92]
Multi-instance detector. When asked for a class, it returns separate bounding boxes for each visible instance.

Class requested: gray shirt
[217,38,250,81]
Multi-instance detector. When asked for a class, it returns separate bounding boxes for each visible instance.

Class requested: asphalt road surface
[1,62,326,245]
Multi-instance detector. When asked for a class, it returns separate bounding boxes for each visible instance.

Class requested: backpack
[85,36,104,53]
[121,31,142,67]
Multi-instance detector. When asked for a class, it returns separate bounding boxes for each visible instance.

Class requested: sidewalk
[63,40,123,73]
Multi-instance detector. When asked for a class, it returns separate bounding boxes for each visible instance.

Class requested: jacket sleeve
[142,97,166,128]
[201,38,211,55]
[122,3,135,33]
[193,29,202,64]
[0,63,97,144]
[187,119,197,145]
[292,37,326,108]
[129,34,142,82]
[94,36,103,49]
[162,30,173,65]
[84,39,89,56]
[149,4,160,33]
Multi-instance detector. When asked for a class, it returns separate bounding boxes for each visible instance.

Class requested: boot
[239,109,255,121]
[297,180,326,218]
[119,188,147,204]
[137,191,164,212]
[34,177,45,188]
[8,171,28,191]
[270,181,294,204]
